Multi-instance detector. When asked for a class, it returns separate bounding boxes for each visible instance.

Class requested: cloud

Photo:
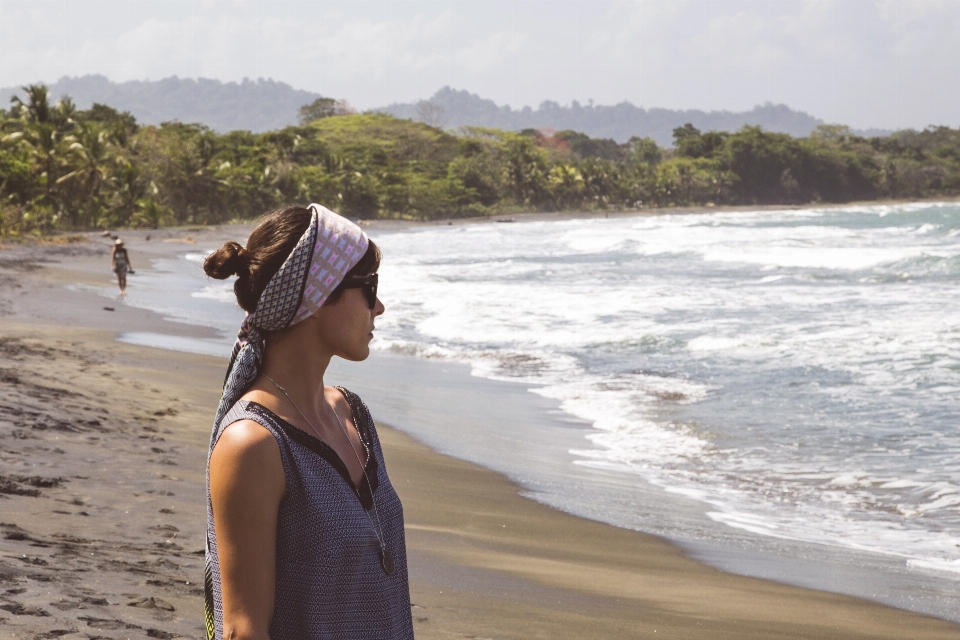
[1,0,958,129]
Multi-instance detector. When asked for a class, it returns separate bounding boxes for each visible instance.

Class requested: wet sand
[1,233,959,639]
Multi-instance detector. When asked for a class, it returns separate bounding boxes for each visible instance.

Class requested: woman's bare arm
[209,420,285,640]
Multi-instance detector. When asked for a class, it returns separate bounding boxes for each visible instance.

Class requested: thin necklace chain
[262,374,388,554]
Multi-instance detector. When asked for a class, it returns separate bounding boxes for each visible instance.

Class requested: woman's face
[310,286,385,362]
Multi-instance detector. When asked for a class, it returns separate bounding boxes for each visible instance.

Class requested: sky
[1,0,959,130]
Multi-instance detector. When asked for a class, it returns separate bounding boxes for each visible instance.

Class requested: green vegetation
[2,84,960,238]
[298,97,355,124]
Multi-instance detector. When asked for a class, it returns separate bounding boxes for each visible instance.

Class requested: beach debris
[100,231,112,237]
[0,474,63,497]
[38,235,87,246]
[0,602,50,616]
[1,524,44,544]
[103,307,114,311]
[145,235,151,241]
[52,534,92,545]
[78,615,142,630]
[495,217,516,223]
[127,596,175,611]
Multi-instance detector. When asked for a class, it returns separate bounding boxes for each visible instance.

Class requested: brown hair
[204,206,380,314]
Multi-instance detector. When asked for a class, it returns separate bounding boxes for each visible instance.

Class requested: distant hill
[380,87,858,146]
[0,75,320,132]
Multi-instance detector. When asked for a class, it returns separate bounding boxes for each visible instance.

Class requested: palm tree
[10,85,52,124]
[132,196,167,229]
[106,160,144,227]
[58,121,114,227]
[1,84,82,228]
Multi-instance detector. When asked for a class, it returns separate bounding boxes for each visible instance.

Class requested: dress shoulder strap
[336,387,374,434]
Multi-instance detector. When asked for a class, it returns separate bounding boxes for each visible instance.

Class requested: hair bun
[204,241,248,280]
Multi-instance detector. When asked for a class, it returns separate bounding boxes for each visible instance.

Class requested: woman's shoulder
[218,418,277,448]
[211,418,282,471]
[209,417,285,507]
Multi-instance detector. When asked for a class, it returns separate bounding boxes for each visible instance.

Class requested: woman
[202,204,413,640]
[110,238,133,297]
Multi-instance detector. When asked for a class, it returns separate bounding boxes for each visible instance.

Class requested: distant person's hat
[114,238,124,246]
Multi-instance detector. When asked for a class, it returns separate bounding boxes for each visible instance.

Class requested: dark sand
[1,231,958,640]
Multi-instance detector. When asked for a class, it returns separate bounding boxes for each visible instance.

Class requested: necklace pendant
[379,548,395,575]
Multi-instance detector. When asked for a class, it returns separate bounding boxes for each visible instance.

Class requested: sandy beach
[1,229,959,639]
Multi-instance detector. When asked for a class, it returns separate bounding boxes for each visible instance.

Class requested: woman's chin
[340,345,371,362]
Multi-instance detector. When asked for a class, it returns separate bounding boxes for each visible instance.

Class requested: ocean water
[93,202,960,616]
[367,203,960,581]
[66,250,245,355]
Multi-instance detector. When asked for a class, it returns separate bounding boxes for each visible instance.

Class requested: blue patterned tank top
[205,388,414,639]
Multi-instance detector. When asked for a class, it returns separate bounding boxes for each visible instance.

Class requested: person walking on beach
[110,238,133,298]
[202,204,413,640]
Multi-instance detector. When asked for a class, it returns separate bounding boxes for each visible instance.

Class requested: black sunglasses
[338,273,378,309]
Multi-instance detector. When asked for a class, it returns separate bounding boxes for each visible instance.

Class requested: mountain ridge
[0,74,320,133]
[380,86,846,145]
[1,76,890,144]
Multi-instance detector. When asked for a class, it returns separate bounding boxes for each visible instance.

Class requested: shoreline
[5,195,960,244]
[2,218,959,638]
[328,349,960,624]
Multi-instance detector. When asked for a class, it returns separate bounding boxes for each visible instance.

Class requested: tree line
[2,85,959,237]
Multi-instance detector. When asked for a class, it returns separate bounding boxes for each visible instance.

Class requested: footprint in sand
[0,602,50,616]
[127,596,176,611]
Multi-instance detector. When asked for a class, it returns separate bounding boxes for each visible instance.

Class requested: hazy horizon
[0,73,832,119]
[2,1,959,131]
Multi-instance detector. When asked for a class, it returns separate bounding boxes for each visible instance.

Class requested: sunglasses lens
[341,275,377,308]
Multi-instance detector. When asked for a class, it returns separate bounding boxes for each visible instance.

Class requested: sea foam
[371,203,960,577]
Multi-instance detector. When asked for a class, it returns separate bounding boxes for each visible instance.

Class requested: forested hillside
[2,85,958,238]
[380,87,859,145]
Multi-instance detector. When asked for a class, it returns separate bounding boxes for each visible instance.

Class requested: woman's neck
[259,322,333,415]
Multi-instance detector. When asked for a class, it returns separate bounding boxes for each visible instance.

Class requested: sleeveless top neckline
[244,395,380,509]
